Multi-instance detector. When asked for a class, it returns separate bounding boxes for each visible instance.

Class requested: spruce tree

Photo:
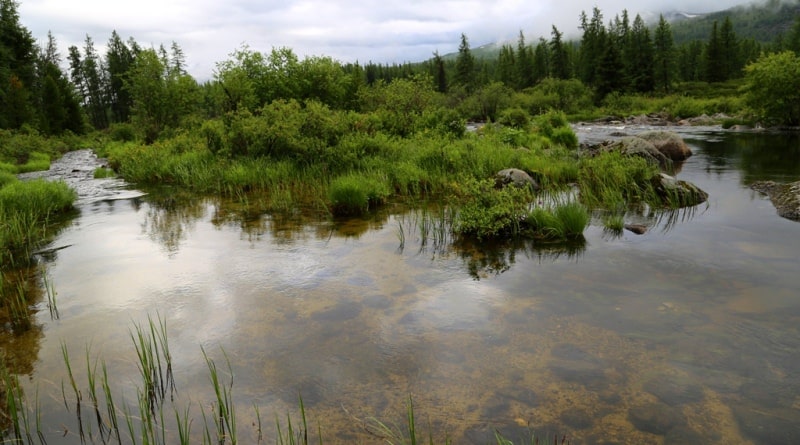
[654,15,676,92]
[454,33,476,91]
[549,26,571,79]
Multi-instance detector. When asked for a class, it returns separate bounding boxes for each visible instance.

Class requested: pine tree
[532,38,550,83]
[705,21,725,82]
[432,51,447,93]
[0,0,37,129]
[516,30,535,89]
[106,31,135,122]
[549,26,571,79]
[577,8,605,85]
[654,15,676,93]
[626,15,655,93]
[720,16,740,79]
[454,33,476,91]
[496,44,516,87]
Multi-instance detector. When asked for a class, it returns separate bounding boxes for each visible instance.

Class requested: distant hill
[438,0,798,62]
[668,0,800,44]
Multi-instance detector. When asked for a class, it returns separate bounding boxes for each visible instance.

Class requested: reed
[203,346,237,444]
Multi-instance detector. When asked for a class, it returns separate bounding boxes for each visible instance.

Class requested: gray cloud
[19,0,754,81]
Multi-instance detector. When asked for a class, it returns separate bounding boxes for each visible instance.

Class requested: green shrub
[454,178,532,239]
[0,179,75,216]
[328,173,391,216]
[497,107,531,129]
[108,123,137,142]
[93,167,116,179]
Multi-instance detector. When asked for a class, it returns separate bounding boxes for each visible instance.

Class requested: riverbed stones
[643,373,705,406]
[628,401,686,435]
[750,180,800,221]
[494,168,540,190]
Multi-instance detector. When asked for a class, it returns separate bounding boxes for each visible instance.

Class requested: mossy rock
[751,180,800,221]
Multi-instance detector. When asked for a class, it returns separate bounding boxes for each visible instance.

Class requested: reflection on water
[2,131,800,444]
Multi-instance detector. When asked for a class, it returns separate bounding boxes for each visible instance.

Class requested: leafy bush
[743,51,800,126]
[108,123,137,142]
[328,173,391,216]
[497,107,531,129]
[454,178,532,239]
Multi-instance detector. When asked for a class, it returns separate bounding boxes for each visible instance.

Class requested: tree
[454,33,476,91]
[653,15,676,92]
[432,51,447,93]
[705,21,725,82]
[743,51,800,126]
[0,0,37,129]
[80,35,109,129]
[577,8,605,85]
[549,26,571,79]
[720,16,740,79]
[106,31,135,122]
[626,14,654,93]
[532,38,550,83]
[516,31,535,89]
[126,48,168,142]
[496,44,516,87]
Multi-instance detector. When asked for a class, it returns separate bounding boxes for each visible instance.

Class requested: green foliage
[497,107,531,129]
[328,173,391,216]
[527,201,590,239]
[533,111,578,149]
[454,178,532,239]
[743,51,800,126]
[524,78,593,115]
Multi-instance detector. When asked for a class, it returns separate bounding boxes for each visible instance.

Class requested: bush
[454,178,532,239]
[743,51,800,126]
[328,173,391,216]
[108,123,137,142]
[497,108,531,129]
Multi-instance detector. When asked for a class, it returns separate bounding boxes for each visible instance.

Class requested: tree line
[2,0,800,138]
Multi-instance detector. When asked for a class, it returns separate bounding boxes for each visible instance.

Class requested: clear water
[5,130,800,444]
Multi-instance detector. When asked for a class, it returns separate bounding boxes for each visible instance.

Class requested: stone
[750,180,800,221]
[637,130,693,161]
[495,168,540,190]
[623,223,648,235]
[628,402,686,435]
[652,173,709,207]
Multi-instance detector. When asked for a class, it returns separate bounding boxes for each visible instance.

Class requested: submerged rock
[623,223,648,235]
[494,168,540,190]
[628,402,686,435]
[751,180,800,221]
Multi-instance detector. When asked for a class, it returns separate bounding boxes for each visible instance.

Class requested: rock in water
[652,173,708,207]
[637,130,693,161]
[750,180,800,221]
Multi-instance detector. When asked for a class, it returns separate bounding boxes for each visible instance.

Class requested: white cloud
[19,0,754,81]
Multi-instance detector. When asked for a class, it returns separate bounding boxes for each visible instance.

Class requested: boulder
[652,173,709,207]
[750,180,800,221]
[637,130,693,161]
[495,168,540,190]
[617,136,672,168]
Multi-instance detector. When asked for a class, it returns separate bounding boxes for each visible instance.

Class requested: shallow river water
[5,128,800,444]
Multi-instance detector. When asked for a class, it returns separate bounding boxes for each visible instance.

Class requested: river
[4,128,800,444]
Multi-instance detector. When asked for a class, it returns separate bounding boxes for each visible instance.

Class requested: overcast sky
[19,0,754,81]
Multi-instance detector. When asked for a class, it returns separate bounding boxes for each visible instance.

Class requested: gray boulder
[637,130,693,161]
[612,136,672,169]
[495,168,540,190]
[751,180,800,221]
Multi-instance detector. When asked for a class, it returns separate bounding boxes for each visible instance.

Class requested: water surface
[7,130,800,444]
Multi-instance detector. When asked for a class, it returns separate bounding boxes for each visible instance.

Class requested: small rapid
[17,149,145,206]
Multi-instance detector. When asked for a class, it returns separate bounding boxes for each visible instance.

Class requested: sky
[19,0,754,81]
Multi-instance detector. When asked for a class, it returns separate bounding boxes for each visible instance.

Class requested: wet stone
[495,387,539,407]
[733,405,800,444]
[643,373,704,406]
[363,294,391,309]
[559,408,593,430]
[739,380,794,409]
[628,402,686,435]
[551,343,597,362]
[310,300,362,322]
[665,426,708,444]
